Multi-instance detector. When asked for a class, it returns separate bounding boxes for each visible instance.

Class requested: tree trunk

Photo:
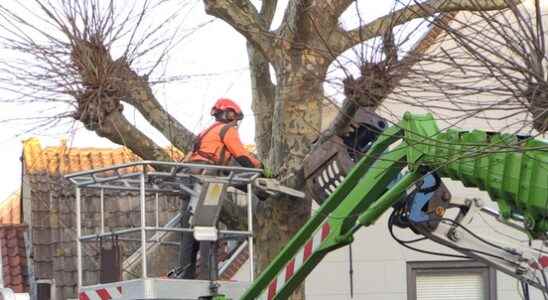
[255,62,325,299]
[255,195,311,299]
[247,42,275,159]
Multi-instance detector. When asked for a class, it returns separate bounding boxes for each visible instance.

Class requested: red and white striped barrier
[259,222,331,300]
[79,286,122,300]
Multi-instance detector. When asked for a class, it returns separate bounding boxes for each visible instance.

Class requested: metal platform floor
[79,278,250,300]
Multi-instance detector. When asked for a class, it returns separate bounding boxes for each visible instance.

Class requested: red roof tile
[0,224,28,292]
[0,191,21,225]
[22,138,253,176]
[219,246,249,280]
[22,138,184,175]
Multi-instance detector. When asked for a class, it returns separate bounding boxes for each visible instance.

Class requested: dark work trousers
[178,163,218,280]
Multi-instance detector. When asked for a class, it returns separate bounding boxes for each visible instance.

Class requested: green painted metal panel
[241,112,548,300]
[402,113,548,237]
[240,126,404,300]
[274,145,413,299]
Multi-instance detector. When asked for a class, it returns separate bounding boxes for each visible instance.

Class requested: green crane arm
[239,113,548,300]
[402,113,548,236]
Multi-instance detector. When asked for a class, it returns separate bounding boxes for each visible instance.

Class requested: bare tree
[202,1,529,298]
[381,0,548,134]
[0,0,197,160]
[1,0,544,299]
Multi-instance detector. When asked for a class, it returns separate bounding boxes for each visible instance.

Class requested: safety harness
[190,122,233,165]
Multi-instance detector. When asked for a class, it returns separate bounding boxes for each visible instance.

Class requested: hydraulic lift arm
[241,125,415,300]
[239,112,548,300]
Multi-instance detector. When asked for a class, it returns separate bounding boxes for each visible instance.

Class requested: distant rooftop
[22,138,184,175]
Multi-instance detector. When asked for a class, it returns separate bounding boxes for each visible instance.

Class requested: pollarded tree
[200,2,524,297]
[0,0,536,299]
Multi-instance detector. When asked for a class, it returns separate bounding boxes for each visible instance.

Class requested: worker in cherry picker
[187,97,262,169]
[176,98,263,280]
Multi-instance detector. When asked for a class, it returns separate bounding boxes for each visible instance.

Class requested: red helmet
[211,98,243,120]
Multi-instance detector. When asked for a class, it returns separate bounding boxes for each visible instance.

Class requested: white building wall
[235,194,544,299]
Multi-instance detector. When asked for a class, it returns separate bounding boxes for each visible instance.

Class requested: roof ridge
[0,224,27,228]
[1,189,20,201]
[22,137,185,175]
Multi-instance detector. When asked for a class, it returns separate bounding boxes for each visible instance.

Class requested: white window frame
[407,260,496,300]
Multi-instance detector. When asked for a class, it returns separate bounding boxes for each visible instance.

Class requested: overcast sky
[0,1,418,201]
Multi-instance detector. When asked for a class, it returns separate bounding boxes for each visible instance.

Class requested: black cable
[388,210,470,259]
[390,225,470,259]
[385,179,525,267]
[522,281,530,300]
[389,205,521,264]
[388,210,429,243]
[405,216,521,265]
[348,245,354,299]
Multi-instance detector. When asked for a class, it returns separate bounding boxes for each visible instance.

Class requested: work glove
[261,164,276,178]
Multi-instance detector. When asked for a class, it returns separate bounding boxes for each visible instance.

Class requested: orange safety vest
[189,122,261,168]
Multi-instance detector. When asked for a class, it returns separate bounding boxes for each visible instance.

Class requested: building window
[36,279,55,300]
[407,260,496,300]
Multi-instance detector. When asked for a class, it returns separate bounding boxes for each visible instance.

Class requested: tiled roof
[0,224,28,293]
[219,247,249,281]
[0,192,28,292]
[22,138,184,175]
[22,138,184,298]
[413,12,458,54]
[0,191,21,225]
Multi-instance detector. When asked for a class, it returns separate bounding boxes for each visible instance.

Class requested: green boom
[402,112,548,236]
[237,113,548,300]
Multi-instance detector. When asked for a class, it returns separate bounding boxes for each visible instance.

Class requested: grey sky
[0,1,415,201]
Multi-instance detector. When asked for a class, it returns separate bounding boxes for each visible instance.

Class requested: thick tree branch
[115,59,197,152]
[203,0,275,59]
[259,0,278,26]
[248,43,276,160]
[333,0,514,55]
[277,0,316,46]
[323,0,354,17]
[90,109,173,162]
[311,18,450,155]
[315,99,360,147]
[70,37,197,153]
[312,63,394,150]
[246,1,277,160]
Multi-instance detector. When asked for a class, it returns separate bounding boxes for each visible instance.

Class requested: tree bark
[330,0,515,55]
[256,60,326,299]
[203,0,275,59]
[91,109,173,162]
[115,59,197,152]
[248,42,275,159]
[254,194,311,299]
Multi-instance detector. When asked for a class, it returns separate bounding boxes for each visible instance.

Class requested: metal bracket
[194,226,219,241]
[303,108,388,203]
[419,196,548,293]
[254,178,305,198]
